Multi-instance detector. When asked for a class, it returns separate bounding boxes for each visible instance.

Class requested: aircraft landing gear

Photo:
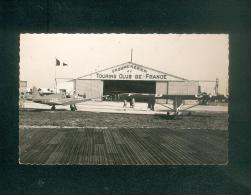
[70,104,77,111]
[166,111,176,119]
[51,105,56,111]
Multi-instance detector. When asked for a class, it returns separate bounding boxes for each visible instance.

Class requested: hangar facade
[70,61,199,101]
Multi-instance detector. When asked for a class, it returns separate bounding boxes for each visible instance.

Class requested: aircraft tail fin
[32,86,41,99]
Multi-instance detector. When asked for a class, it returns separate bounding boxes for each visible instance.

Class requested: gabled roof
[76,61,187,81]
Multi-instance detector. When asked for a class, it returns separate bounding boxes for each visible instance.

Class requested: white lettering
[119,74,132,79]
[96,73,117,79]
[135,75,142,79]
[146,74,167,80]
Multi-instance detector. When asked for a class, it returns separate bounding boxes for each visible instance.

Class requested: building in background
[199,81,217,95]
[19,80,27,95]
[56,78,75,95]
[23,61,219,103]
[68,61,204,102]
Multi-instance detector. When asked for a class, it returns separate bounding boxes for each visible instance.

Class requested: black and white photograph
[19,34,229,165]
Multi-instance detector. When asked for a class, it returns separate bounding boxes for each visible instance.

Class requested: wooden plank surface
[19,128,228,165]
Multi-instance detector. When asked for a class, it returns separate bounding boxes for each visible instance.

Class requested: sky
[20,34,229,94]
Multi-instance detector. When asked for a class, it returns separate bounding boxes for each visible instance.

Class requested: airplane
[31,87,92,111]
[37,88,55,96]
[192,92,228,105]
[118,92,210,116]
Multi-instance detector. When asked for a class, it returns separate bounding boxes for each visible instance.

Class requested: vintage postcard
[19,34,228,165]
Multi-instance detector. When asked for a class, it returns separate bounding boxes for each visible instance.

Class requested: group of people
[122,97,156,111]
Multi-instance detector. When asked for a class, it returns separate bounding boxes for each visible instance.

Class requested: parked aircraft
[31,87,91,111]
[118,92,209,115]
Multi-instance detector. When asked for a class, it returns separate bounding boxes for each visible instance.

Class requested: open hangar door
[103,80,156,101]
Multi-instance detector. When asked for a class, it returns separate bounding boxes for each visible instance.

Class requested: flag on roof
[56,58,60,66]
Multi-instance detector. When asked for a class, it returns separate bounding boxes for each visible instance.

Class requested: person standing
[129,98,133,108]
[131,97,135,109]
[19,92,25,109]
[151,97,156,111]
[123,99,127,110]
[147,98,151,110]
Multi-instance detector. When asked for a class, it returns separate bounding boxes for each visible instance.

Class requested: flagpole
[55,57,57,93]
[130,48,133,62]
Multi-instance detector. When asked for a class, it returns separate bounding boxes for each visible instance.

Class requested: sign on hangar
[72,61,199,100]
[79,61,186,81]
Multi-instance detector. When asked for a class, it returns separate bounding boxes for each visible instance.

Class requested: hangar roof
[74,61,187,81]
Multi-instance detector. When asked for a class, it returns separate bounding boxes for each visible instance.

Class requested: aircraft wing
[119,93,207,101]
[32,96,96,106]
[60,97,94,106]
[119,93,156,100]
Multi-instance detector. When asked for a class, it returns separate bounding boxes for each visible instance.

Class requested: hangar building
[66,61,200,101]
[19,80,27,94]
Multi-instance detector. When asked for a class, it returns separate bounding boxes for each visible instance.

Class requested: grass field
[19,110,228,165]
[19,110,228,129]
